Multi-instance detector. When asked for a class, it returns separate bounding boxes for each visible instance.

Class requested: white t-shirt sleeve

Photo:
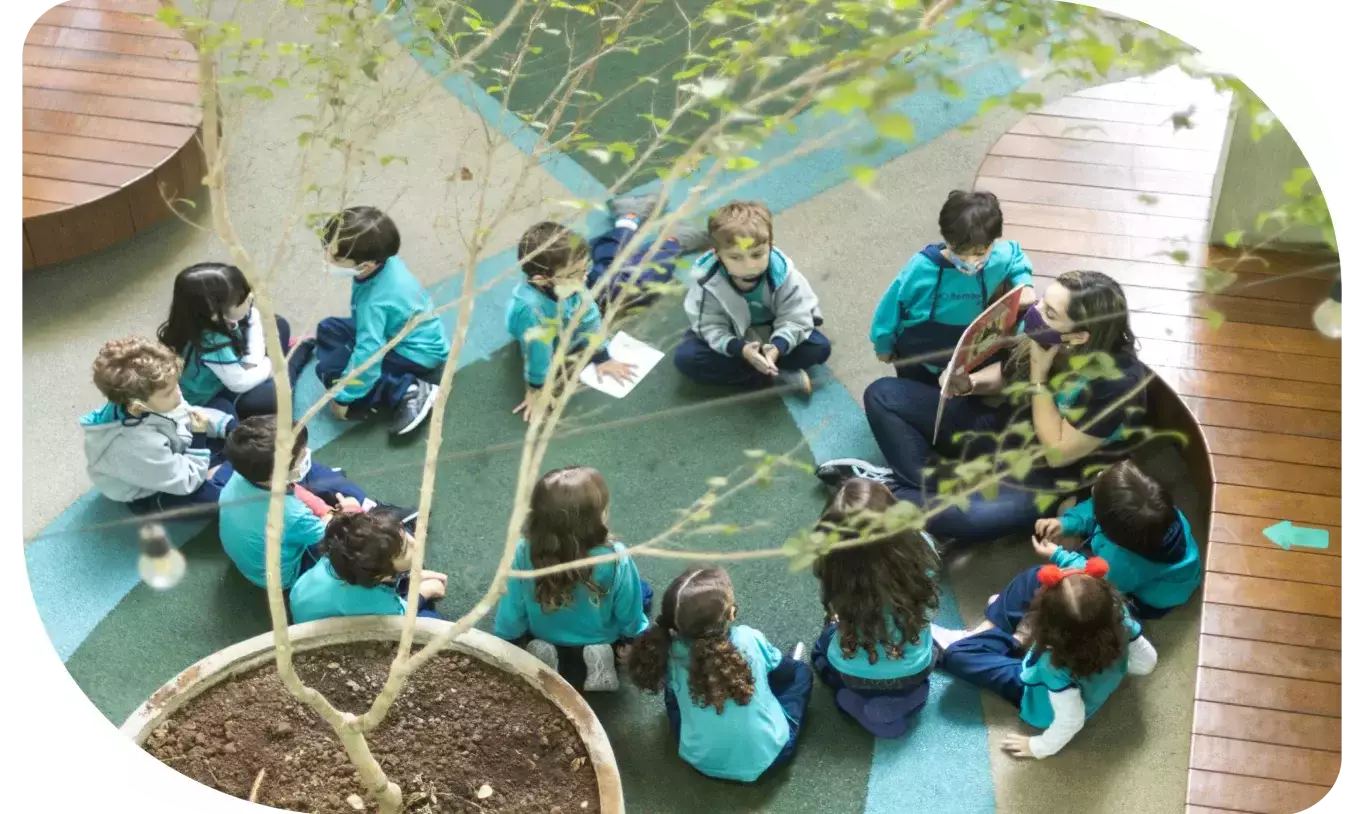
[204,308,274,392]
[1028,687,1086,758]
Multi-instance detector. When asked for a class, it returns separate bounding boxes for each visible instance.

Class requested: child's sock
[930,623,973,649]
[581,643,620,692]
[615,215,641,231]
[526,639,559,671]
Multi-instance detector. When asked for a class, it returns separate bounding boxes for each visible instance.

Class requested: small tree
[134,0,1332,810]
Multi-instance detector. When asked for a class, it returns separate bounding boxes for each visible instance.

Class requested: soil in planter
[143,642,601,813]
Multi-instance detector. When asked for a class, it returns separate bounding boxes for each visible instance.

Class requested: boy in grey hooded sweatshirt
[80,337,237,515]
[676,201,830,393]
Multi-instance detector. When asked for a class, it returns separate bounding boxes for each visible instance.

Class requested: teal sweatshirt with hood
[504,281,611,388]
[337,256,451,404]
[682,246,822,357]
[80,402,235,503]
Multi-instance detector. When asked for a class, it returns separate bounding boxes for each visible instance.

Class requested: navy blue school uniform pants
[811,623,934,738]
[862,376,1045,543]
[549,579,655,690]
[675,330,832,389]
[127,428,236,516]
[588,225,686,308]
[314,317,443,412]
[664,654,813,778]
[202,316,310,421]
[938,566,1049,708]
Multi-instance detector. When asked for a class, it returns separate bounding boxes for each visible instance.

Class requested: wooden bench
[23,0,204,270]
[974,67,1342,813]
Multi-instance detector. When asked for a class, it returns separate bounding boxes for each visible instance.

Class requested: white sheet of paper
[578,331,664,398]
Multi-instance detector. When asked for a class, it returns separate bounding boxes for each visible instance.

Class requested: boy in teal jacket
[869,190,1034,386]
[316,206,451,436]
[1033,460,1202,619]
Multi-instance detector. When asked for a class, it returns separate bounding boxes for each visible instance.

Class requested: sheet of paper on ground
[579,332,665,398]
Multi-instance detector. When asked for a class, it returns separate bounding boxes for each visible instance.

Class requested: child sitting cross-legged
[934,560,1158,759]
[81,336,237,516]
[289,510,448,623]
[625,567,813,783]
[811,478,942,739]
[1033,459,1202,620]
[219,415,406,591]
[494,466,651,692]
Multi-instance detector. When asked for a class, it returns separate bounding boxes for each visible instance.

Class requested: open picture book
[932,284,1030,445]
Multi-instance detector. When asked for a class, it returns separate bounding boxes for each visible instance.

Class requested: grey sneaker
[816,458,894,488]
[391,380,439,436]
[666,223,710,254]
[581,643,620,692]
[526,639,559,671]
[609,193,662,224]
[776,368,813,398]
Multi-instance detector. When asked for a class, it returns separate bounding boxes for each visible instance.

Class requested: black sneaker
[391,380,439,436]
[815,458,895,488]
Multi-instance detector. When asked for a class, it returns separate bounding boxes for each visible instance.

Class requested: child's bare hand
[421,570,448,585]
[761,344,780,369]
[597,359,637,385]
[939,368,973,398]
[1034,518,1062,542]
[418,578,446,601]
[187,409,211,434]
[742,342,778,376]
[513,389,545,423]
[877,353,894,364]
[330,401,349,420]
[1031,535,1059,560]
[1002,733,1035,759]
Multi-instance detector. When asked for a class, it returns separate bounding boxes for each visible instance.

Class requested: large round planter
[122,616,624,812]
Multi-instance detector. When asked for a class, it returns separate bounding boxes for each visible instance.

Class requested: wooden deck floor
[23,0,203,269]
[975,67,1342,813]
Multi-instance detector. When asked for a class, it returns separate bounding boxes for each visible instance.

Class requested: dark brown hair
[525,466,611,612]
[322,206,401,265]
[1092,460,1177,558]
[1018,573,1128,677]
[938,189,1003,253]
[92,336,183,406]
[813,479,941,663]
[225,416,310,485]
[624,567,755,712]
[324,511,406,587]
[518,221,588,279]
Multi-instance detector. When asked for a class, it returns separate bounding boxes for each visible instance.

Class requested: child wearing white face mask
[314,206,451,437]
[506,221,639,422]
[218,416,413,591]
[81,337,238,515]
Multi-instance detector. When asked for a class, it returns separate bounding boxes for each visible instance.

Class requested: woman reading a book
[819,271,1151,546]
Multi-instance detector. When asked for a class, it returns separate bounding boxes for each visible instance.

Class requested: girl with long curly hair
[624,567,813,783]
[934,560,1159,759]
[493,466,652,693]
[810,478,942,738]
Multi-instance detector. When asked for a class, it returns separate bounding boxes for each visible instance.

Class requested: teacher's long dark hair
[1006,269,1136,382]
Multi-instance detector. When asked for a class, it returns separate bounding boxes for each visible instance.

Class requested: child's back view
[869,190,1034,386]
[494,466,650,691]
[81,336,236,515]
[625,567,813,783]
[315,206,450,436]
[1033,459,1202,619]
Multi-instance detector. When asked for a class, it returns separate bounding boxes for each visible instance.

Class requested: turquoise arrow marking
[1262,520,1330,551]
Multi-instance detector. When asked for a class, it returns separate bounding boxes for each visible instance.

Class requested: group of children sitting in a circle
[79,188,1202,782]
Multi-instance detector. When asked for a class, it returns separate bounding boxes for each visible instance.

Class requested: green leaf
[1222,229,1244,249]
[1283,167,1315,199]
[1008,91,1045,111]
[872,112,915,143]
[378,155,407,167]
[1197,304,1226,331]
[243,85,273,100]
[851,165,876,189]
[938,76,964,98]
[725,155,759,171]
[1137,193,1159,205]
[154,6,183,28]
[1166,248,1190,264]
[788,550,817,574]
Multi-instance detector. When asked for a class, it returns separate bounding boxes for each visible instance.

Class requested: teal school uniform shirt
[1052,498,1202,610]
[180,329,245,405]
[289,557,406,623]
[725,270,775,324]
[827,612,935,681]
[338,256,450,403]
[504,281,607,388]
[218,473,326,589]
[1019,611,1143,728]
[868,239,1034,358]
[493,540,647,645]
[669,625,791,782]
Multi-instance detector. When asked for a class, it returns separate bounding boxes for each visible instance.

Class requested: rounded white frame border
[18,3,1342,807]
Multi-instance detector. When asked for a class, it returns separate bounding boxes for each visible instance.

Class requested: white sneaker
[581,644,620,692]
[931,623,971,649]
[988,594,1000,607]
[526,639,559,671]
[790,642,807,662]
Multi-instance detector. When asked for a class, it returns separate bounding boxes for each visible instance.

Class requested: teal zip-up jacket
[868,240,1033,355]
[504,281,610,388]
[493,539,647,645]
[1051,498,1202,611]
[338,256,450,403]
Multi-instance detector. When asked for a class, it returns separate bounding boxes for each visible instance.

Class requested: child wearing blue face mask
[81,337,238,515]
[506,220,640,422]
[314,206,451,437]
[869,190,1036,387]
